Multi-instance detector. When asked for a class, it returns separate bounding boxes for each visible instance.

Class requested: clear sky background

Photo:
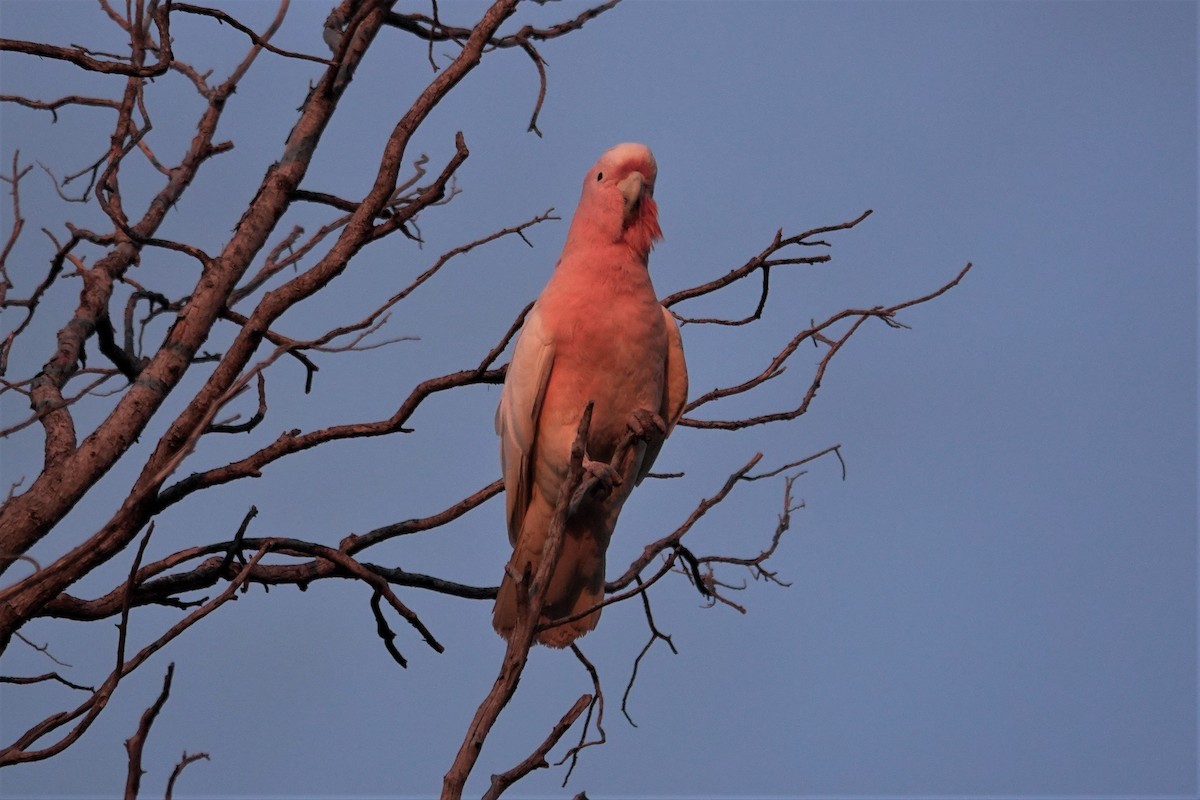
[0,1,1196,798]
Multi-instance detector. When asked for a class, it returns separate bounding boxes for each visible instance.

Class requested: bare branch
[0,0,412,595]
[274,539,444,655]
[0,371,120,440]
[204,372,267,435]
[662,209,873,311]
[385,0,621,135]
[0,152,31,292]
[384,0,620,49]
[0,2,172,77]
[483,694,592,800]
[37,480,505,623]
[517,39,549,137]
[621,579,677,727]
[679,263,974,430]
[12,632,71,667]
[123,663,174,800]
[370,589,409,668]
[558,645,605,784]
[0,672,95,692]
[164,751,210,800]
[0,544,271,765]
[742,443,845,481]
[171,3,334,65]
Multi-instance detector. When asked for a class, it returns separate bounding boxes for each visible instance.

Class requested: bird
[492,143,688,648]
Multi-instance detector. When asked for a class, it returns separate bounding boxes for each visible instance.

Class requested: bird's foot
[582,457,621,493]
[627,408,667,442]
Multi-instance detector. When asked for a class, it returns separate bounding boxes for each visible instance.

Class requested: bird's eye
[596,172,603,181]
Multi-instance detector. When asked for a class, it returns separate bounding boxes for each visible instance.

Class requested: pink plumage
[493,144,688,647]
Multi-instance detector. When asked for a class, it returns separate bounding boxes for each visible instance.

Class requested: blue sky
[0,1,1196,798]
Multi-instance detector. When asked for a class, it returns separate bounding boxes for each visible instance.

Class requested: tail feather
[492,518,607,648]
[536,576,603,648]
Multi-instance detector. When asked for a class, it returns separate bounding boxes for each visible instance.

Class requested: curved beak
[618,171,650,223]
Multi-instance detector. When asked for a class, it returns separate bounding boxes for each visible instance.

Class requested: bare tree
[0,1,971,797]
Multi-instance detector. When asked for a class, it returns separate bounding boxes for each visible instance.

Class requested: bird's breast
[539,277,667,464]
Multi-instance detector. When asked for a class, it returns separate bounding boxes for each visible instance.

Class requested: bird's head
[570,142,663,259]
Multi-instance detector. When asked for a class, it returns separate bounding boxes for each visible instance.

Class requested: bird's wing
[636,305,688,485]
[496,304,556,544]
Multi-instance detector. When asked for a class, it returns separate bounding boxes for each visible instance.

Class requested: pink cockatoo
[493,143,688,648]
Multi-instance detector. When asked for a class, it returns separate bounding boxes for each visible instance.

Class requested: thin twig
[483,694,592,800]
[164,751,210,800]
[123,663,175,800]
[621,579,676,727]
[558,644,605,784]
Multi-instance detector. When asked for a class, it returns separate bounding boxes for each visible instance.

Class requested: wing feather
[636,305,688,485]
[496,304,556,544]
